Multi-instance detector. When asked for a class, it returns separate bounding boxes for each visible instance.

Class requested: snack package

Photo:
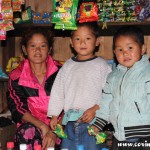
[0,29,6,40]
[32,11,51,24]
[2,0,11,9]
[87,126,107,144]
[0,66,8,78]
[12,0,22,12]
[21,6,32,23]
[2,8,13,21]
[6,54,24,73]
[54,124,67,139]
[79,2,99,23]
[52,0,79,30]
[139,3,150,21]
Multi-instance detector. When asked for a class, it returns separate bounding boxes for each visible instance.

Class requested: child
[47,22,111,150]
[92,26,150,150]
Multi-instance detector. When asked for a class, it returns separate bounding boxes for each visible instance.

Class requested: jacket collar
[19,55,58,88]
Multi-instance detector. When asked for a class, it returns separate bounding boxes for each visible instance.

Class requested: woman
[7,27,61,150]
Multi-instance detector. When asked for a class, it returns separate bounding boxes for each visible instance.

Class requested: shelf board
[98,22,150,36]
[7,22,150,37]
[0,78,9,82]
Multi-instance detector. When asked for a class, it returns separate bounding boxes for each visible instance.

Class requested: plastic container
[19,144,27,150]
[7,142,14,150]
[77,145,84,150]
[34,144,42,150]
[47,147,54,150]
[102,148,109,150]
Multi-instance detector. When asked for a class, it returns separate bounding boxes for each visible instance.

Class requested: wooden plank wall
[25,0,52,12]
[14,36,150,62]
[145,36,150,56]
[0,39,15,72]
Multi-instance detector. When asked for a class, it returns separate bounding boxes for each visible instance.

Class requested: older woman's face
[24,33,50,65]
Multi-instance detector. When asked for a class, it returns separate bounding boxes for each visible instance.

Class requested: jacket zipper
[135,102,140,114]
[117,69,129,131]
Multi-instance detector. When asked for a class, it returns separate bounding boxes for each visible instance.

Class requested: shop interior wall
[0,0,150,71]
[15,36,150,59]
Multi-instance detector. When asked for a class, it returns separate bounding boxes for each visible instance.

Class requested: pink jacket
[7,55,61,125]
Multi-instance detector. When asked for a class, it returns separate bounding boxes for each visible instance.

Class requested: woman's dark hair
[113,26,144,50]
[70,21,100,55]
[20,27,54,57]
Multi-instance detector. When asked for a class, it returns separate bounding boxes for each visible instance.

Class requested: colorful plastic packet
[52,0,78,30]
[21,6,32,23]
[54,124,67,139]
[79,2,99,23]
[87,126,107,144]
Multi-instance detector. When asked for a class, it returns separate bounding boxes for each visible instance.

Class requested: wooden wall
[14,36,114,62]
[13,36,150,62]
[25,0,52,12]
[0,39,15,71]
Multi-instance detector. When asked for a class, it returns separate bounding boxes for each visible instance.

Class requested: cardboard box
[0,123,16,149]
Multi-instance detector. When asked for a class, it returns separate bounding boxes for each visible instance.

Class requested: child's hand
[78,104,99,123]
[50,116,58,131]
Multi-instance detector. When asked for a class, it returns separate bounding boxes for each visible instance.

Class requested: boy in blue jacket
[92,26,150,150]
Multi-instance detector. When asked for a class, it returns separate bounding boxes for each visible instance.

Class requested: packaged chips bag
[52,0,79,30]
[79,2,99,23]
[87,126,107,144]
[54,124,67,139]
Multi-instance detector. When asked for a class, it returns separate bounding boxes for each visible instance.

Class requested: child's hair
[20,27,54,57]
[113,26,144,50]
[71,21,100,38]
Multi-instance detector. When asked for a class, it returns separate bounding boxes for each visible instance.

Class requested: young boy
[47,22,111,150]
[92,26,150,150]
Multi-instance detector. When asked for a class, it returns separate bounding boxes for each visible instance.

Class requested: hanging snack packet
[52,0,79,30]
[21,6,32,23]
[79,2,99,23]
[12,0,22,12]
[0,29,6,40]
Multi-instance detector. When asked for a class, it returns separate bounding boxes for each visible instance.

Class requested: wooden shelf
[7,23,72,37]
[7,22,150,37]
[0,78,9,82]
[98,22,150,36]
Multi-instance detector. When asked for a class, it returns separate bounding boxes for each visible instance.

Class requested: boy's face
[114,35,146,68]
[70,26,99,60]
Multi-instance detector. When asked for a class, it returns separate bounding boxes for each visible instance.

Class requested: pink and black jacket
[7,55,61,126]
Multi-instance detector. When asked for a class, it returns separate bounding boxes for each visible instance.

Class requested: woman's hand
[22,112,57,149]
[50,116,58,131]
[39,123,50,137]
[78,104,99,123]
[39,123,57,150]
[42,130,57,150]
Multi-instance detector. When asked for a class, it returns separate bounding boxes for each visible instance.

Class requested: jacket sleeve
[47,67,65,117]
[7,78,29,123]
[93,76,113,130]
